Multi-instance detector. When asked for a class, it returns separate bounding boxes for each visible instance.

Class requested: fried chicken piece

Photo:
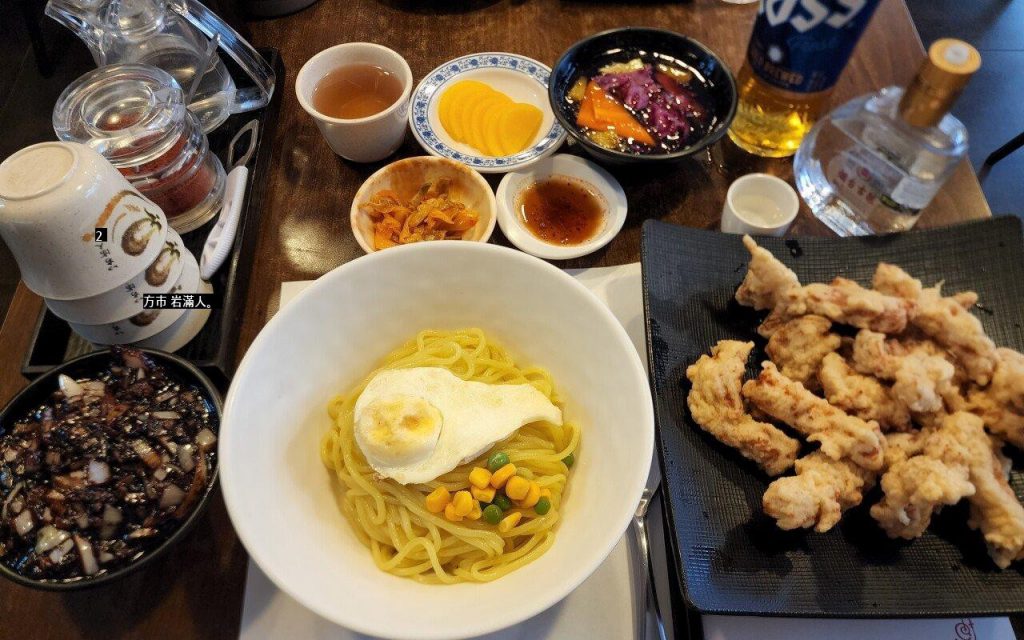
[819,352,912,432]
[780,277,911,334]
[742,362,885,470]
[966,438,1024,568]
[735,235,801,311]
[965,387,1024,451]
[686,340,800,476]
[884,431,925,468]
[763,452,874,532]
[851,330,958,415]
[990,348,1024,414]
[874,263,998,385]
[871,413,978,539]
[765,315,841,390]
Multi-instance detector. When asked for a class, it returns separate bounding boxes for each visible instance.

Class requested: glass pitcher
[46,0,275,133]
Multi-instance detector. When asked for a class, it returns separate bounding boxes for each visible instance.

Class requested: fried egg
[353,367,562,484]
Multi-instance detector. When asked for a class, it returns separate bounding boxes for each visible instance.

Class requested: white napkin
[239,265,1014,640]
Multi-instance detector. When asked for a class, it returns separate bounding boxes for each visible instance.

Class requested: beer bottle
[728,0,883,158]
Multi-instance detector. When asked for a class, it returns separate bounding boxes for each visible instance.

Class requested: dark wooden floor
[0,0,1021,326]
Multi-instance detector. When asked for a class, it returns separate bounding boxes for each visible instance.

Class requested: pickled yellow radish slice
[441,81,493,143]
[497,104,543,156]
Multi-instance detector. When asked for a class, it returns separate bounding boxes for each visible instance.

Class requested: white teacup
[296,43,413,163]
[0,142,169,300]
[45,228,189,325]
[720,173,799,237]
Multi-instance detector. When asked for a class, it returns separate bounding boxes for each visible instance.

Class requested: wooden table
[0,0,995,637]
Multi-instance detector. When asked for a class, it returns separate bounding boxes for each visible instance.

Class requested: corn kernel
[469,467,492,489]
[498,511,522,533]
[471,485,496,503]
[489,463,517,489]
[452,490,474,517]
[540,488,552,499]
[505,475,530,501]
[467,501,482,520]
[425,486,451,513]
[519,481,541,509]
[444,502,463,522]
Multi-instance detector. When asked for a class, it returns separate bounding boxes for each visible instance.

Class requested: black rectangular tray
[21,48,284,391]
[641,217,1024,618]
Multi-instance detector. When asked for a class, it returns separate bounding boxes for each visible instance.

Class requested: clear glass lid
[52,63,188,165]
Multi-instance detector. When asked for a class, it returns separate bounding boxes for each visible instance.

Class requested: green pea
[562,453,575,468]
[516,467,534,480]
[534,497,552,516]
[483,504,502,525]
[487,451,510,472]
[492,493,513,511]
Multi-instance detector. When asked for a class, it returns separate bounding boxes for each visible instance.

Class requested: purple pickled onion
[593,64,706,143]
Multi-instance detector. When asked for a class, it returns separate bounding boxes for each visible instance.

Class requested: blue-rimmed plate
[409,53,567,174]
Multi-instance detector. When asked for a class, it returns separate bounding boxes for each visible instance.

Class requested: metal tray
[641,217,1024,618]
[21,48,284,391]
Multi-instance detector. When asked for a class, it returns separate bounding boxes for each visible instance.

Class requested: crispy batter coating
[735,235,801,311]
[742,362,885,471]
[851,330,958,415]
[965,387,1024,451]
[763,452,874,532]
[780,277,911,334]
[686,340,800,476]
[966,437,1024,569]
[765,315,841,390]
[990,348,1024,414]
[871,413,978,539]
[819,352,912,432]
[874,263,997,385]
[884,431,925,469]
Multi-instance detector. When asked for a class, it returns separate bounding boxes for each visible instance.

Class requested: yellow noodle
[320,328,580,583]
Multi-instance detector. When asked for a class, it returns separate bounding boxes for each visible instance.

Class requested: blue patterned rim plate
[409,52,567,174]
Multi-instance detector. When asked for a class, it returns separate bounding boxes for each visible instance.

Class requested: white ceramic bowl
[68,249,200,345]
[350,156,497,254]
[496,154,627,260]
[220,242,654,640]
[409,53,567,173]
[45,228,188,324]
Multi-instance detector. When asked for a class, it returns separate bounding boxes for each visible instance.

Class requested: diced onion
[49,537,74,563]
[13,510,33,536]
[155,391,176,403]
[99,551,114,563]
[102,505,123,525]
[196,429,217,448]
[160,484,185,508]
[87,460,110,484]
[152,411,181,420]
[58,374,83,398]
[75,514,89,530]
[34,526,69,554]
[132,440,161,469]
[153,467,168,481]
[3,448,16,462]
[74,535,99,575]
[81,380,105,397]
[177,445,195,473]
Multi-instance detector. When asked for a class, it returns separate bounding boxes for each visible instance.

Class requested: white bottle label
[826,146,938,216]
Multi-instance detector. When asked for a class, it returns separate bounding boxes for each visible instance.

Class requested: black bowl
[0,349,222,591]
[549,27,738,164]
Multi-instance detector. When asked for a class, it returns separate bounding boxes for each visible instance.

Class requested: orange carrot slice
[575,81,655,147]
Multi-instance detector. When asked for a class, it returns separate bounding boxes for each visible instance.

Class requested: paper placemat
[239,264,1014,640]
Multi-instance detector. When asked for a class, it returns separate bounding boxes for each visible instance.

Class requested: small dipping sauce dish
[496,154,627,260]
[53,64,226,234]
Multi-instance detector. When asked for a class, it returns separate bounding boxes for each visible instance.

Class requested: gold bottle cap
[899,39,981,127]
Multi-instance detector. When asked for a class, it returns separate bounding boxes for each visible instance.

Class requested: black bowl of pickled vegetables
[550,28,737,164]
[0,347,221,590]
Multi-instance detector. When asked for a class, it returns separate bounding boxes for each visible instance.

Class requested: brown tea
[312,64,403,119]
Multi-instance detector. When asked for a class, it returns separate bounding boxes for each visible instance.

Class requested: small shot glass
[720,173,799,237]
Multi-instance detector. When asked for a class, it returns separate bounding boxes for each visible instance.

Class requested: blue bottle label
[747,0,883,93]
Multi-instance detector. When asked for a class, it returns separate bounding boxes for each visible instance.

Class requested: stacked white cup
[0,142,213,351]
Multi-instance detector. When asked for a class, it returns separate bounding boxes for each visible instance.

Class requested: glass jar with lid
[53,64,226,233]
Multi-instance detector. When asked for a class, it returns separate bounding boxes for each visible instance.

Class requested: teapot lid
[53,63,189,165]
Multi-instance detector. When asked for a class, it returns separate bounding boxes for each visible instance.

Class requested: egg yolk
[356,396,443,468]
